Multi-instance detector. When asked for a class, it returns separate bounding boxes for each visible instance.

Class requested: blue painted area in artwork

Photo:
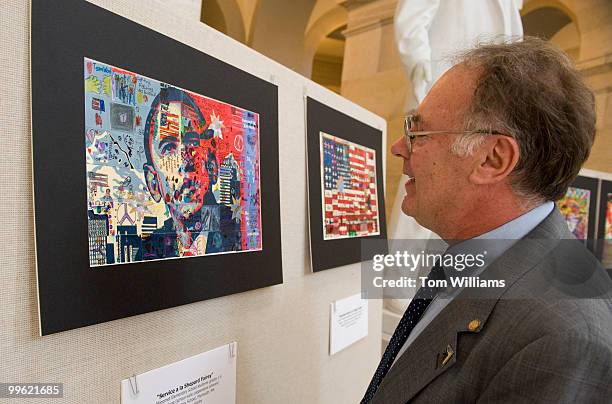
[322,137,335,190]
[322,136,350,191]
[242,111,260,249]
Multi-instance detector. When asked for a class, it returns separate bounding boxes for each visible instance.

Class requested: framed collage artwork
[32,0,282,335]
[597,180,612,271]
[556,175,599,253]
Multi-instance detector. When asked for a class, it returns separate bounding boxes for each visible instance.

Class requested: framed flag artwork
[556,175,599,253]
[306,97,387,272]
[597,180,612,271]
[320,132,380,240]
[32,0,282,335]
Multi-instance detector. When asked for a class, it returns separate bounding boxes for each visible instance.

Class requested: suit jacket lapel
[372,209,570,403]
[372,296,497,403]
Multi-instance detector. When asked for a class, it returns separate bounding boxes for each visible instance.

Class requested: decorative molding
[342,16,393,38]
[577,53,612,77]
[340,0,396,38]
[339,0,379,11]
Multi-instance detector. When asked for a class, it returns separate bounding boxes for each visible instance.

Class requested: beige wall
[0,1,384,403]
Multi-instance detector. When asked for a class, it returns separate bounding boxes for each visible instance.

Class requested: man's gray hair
[453,36,596,201]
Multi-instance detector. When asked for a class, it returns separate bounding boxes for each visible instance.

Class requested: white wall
[0,0,385,402]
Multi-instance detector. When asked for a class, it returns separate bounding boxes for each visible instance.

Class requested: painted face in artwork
[145,95,213,223]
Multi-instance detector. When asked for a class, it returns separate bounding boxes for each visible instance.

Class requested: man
[389,0,523,247]
[142,87,240,258]
[387,1,524,318]
[363,37,612,403]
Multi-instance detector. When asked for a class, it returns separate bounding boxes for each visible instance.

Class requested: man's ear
[469,135,520,185]
[144,164,162,203]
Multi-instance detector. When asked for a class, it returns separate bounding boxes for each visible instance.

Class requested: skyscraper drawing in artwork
[320,132,380,240]
[557,186,590,240]
[84,58,262,267]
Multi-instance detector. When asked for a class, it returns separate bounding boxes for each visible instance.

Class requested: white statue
[395,0,524,104]
[386,0,524,313]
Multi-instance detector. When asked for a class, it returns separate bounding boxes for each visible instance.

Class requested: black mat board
[306,97,388,272]
[596,179,612,269]
[31,0,282,335]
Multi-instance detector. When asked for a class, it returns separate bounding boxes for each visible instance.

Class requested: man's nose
[390,136,409,159]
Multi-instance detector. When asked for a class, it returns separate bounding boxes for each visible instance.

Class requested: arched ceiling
[522,6,572,40]
[201,0,247,43]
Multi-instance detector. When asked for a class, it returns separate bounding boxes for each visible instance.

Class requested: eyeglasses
[404,113,506,153]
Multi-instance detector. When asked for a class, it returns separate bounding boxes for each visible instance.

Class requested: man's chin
[400,197,416,218]
[401,199,434,232]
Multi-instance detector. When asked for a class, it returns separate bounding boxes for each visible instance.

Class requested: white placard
[330,293,368,355]
[121,342,237,404]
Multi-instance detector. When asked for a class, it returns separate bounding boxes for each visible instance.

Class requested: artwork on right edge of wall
[556,175,599,254]
[597,179,612,270]
[305,97,388,272]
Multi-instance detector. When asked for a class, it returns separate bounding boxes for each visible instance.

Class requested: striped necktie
[361,263,446,403]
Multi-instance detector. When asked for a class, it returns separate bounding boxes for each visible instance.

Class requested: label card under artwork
[121,342,237,404]
[329,293,368,355]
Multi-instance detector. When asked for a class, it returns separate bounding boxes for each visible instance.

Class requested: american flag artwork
[320,132,380,240]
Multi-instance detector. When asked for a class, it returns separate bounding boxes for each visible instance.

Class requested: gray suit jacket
[371,209,612,403]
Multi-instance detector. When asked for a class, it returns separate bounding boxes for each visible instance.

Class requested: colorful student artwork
[603,193,612,267]
[557,186,591,240]
[606,194,612,240]
[320,132,380,240]
[84,58,262,267]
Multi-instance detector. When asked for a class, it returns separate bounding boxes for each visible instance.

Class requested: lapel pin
[468,319,481,332]
[439,344,455,367]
